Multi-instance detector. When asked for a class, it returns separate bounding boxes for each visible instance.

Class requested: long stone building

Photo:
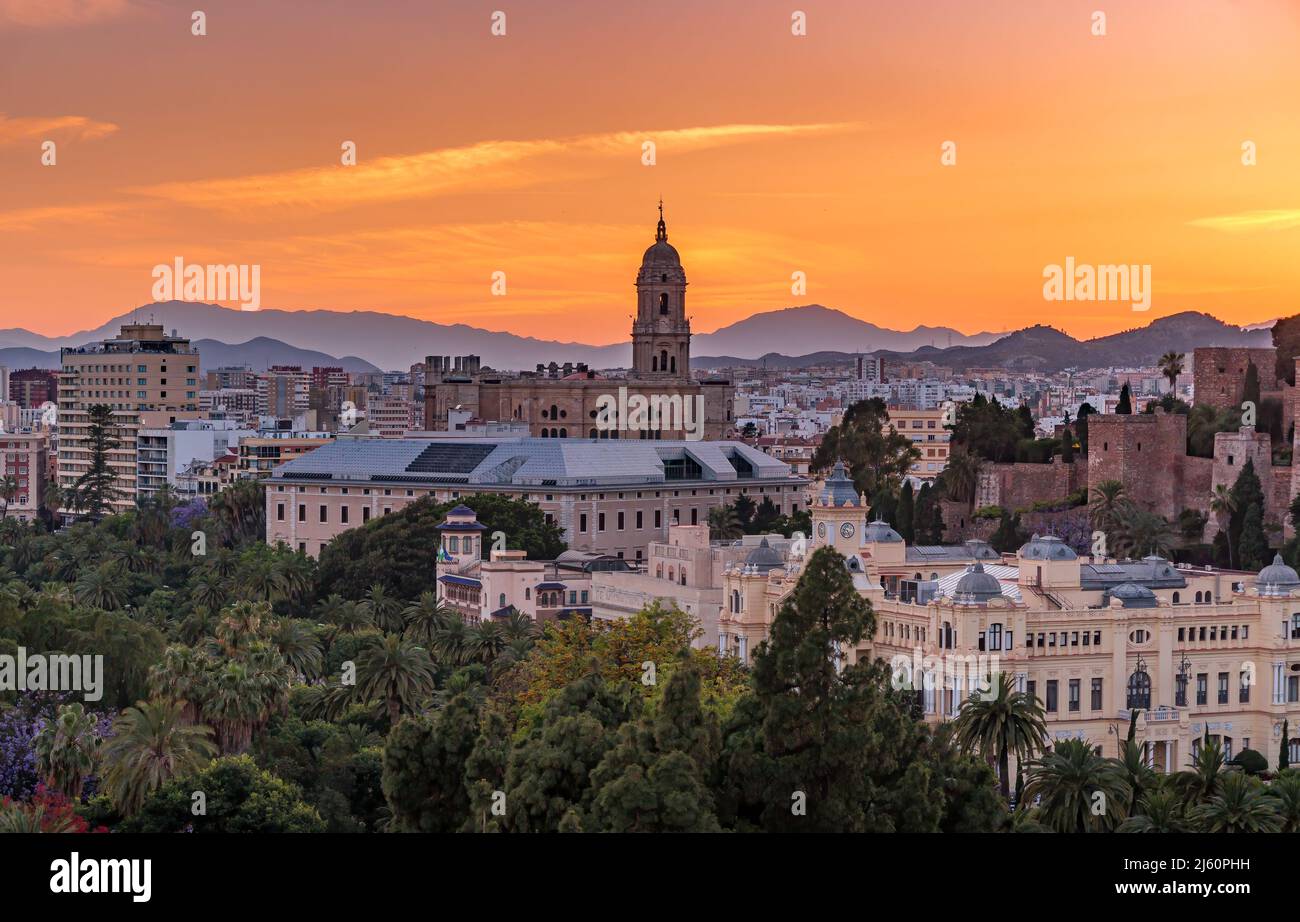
[720,461,1300,774]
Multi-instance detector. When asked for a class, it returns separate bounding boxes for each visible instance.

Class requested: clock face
[817,522,827,539]
[840,522,855,539]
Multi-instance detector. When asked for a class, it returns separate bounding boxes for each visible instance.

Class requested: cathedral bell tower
[632,201,691,378]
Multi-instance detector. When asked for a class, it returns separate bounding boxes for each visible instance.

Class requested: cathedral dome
[639,202,684,275]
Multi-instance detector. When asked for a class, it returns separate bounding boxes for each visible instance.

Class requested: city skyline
[6,0,1300,342]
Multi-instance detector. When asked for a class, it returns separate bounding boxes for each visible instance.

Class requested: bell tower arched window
[659,292,669,315]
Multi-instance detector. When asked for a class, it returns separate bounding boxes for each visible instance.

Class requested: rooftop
[272,437,796,488]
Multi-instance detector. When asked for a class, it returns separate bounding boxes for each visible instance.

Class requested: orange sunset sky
[3,0,1300,345]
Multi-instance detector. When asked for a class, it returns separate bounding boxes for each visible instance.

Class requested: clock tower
[632,201,691,379]
[812,460,867,556]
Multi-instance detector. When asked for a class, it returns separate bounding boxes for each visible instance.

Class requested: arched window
[659,292,669,315]
[670,356,676,372]
[1127,669,1151,710]
[525,588,530,600]
[550,404,558,419]
[499,593,506,608]
[559,428,567,438]
[652,355,658,371]
[1172,591,1180,604]
[731,589,740,612]
[1194,591,1202,603]
[660,349,668,371]
[590,428,598,438]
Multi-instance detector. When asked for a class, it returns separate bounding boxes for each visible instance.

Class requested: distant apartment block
[0,431,49,521]
[8,368,58,410]
[57,324,201,515]
[885,407,951,481]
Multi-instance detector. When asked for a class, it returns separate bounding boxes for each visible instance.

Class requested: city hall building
[720,461,1300,773]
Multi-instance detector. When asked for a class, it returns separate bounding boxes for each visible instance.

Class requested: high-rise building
[8,368,59,409]
[57,323,201,514]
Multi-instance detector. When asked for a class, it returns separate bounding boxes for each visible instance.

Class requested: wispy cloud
[0,114,119,146]
[0,0,137,28]
[131,122,862,215]
[1188,209,1300,233]
[0,202,121,231]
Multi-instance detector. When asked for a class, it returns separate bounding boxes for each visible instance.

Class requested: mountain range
[0,302,1001,373]
[695,312,1275,372]
[0,302,1275,375]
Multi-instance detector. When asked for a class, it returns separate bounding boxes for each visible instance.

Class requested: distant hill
[689,305,1003,358]
[697,312,1274,372]
[0,303,1270,375]
[0,301,1005,373]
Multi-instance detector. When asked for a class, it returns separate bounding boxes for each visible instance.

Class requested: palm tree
[1088,479,1131,536]
[149,645,210,723]
[1022,739,1131,832]
[942,448,982,505]
[1113,507,1178,559]
[1191,772,1281,832]
[1268,770,1300,832]
[73,563,129,610]
[361,583,404,634]
[1209,484,1237,568]
[270,617,323,679]
[1157,351,1184,393]
[202,661,269,754]
[0,474,17,520]
[953,673,1049,801]
[1177,737,1227,805]
[464,620,509,665]
[401,591,457,646]
[189,574,228,613]
[34,703,101,799]
[707,504,743,541]
[1118,786,1189,832]
[355,634,436,723]
[101,700,216,816]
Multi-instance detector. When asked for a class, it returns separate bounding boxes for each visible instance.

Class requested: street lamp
[1176,651,1191,707]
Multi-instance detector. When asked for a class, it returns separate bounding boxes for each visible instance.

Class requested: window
[1196,674,1207,706]
[319,505,327,523]
[276,503,284,521]
[988,623,1002,652]
[580,513,588,532]
[654,510,662,528]
[617,512,625,531]
[341,507,349,524]
[1090,678,1103,711]
[1069,679,1080,712]
[1176,672,1187,707]
[1127,670,1151,710]
[1045,681,1058,713]
[362,507,370,522]
[1239,671,1251,703]
[297,504,305,522]
[1026,680,1037,706]
[636,511,643,529]
[1217,672,1229,705]
[598,513,606,531]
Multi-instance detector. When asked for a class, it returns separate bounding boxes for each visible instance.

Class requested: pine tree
[1117,383,1132,414]
[70,404,120,519]
[1281,720,1290,771]
[1228,459,1265,557]
[897,481,915,542]
[989,511,1025,554]
[1060,426,1075,463]
[1243,360,1261,410]
[1238,502,1268,571]
[586,666,722,832]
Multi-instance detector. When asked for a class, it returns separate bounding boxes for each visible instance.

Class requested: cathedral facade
[423,207,735,441]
